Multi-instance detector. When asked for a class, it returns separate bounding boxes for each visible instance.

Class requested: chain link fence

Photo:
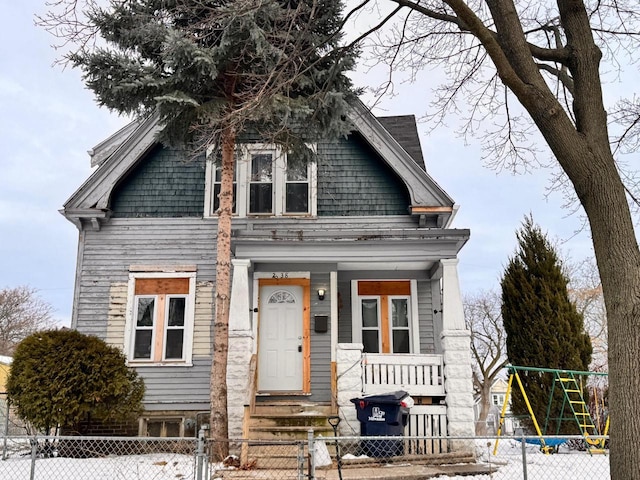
[0,435,197,479]
[0,393,29,438]
[476,435,610,480]
[0,431,611,479]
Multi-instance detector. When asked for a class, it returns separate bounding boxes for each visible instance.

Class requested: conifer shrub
[7,329,144,436]
[501,216,592,434]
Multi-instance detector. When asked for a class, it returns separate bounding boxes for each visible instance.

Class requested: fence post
[2,397,9,460]
[307,429,315,480]
[29,436,37,480]
[521,435,528,480]
[196,426,208,480]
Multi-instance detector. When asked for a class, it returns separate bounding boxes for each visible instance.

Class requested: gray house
[62,101,474,444]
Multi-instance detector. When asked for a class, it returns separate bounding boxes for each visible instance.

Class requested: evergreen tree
[501,216,592,434]
[7,330,144,434]
[64,0,357,454]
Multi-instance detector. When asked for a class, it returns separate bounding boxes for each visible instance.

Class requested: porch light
[317,288,326,301]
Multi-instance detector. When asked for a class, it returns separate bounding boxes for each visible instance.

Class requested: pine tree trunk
[209,124,236,460]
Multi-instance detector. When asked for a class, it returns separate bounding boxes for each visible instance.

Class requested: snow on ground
[447,439,611,480]
[0,453,198,479]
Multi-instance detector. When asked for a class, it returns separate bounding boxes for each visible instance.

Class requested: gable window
[125,272,196,365]
[284,155,309,213]
[205,144,316,217]
[352,280,420,354]
[249,152,274,214]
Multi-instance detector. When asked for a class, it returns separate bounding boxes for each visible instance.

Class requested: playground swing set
[493,365,609,455]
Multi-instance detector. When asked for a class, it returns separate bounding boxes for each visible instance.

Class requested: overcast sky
[2,1,620,327]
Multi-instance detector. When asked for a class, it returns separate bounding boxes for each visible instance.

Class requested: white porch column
[440,259,475,448]
[226,259,253,440]
[336,343,363,436]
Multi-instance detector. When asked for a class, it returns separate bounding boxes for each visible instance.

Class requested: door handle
[298,345,302,353]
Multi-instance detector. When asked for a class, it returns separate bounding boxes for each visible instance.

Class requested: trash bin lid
[350,390,409,405]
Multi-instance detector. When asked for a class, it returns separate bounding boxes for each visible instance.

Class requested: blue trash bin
[350,391,411,457]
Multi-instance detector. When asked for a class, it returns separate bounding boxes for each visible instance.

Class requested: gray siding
[111,146,206,218]
[337,281,353,343]
[75,218,217,408]
[417,280,436,354]
[108,134,411,219]
[309,272,332,402]
[137,358,211,411]
[317,134,411,216]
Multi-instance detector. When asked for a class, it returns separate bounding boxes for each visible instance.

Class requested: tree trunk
[575,154,640,479]
[473,3,640,476]
[209,123,236,460]
[476,383,492,435]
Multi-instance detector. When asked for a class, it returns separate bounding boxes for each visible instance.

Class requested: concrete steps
[247,403,336,440]
[239,402,336,469]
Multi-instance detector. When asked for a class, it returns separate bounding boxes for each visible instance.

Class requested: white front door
[258,285,303,391]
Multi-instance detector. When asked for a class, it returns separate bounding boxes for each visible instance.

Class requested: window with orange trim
[353,280,418,354]
[126,273,196,365]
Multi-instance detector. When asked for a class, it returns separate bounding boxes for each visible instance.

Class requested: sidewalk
[320,462,495,479]
[215,455,495,479]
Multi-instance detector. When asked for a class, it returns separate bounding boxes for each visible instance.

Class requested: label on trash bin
[368,406,385,422]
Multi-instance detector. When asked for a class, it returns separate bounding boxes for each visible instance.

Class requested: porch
[337,347,448,444]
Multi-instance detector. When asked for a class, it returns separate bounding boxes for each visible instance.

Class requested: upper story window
[205,144,317,218]
[125,271,196,366]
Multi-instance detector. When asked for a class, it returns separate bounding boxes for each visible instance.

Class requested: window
[284,155,309,213]
[205,144,317,217]
[125,272,196,365]
[352,281,419,354]
[249,152,274,214]
[142,417,196,437]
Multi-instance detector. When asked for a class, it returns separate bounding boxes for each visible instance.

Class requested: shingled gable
[62,100,454,228]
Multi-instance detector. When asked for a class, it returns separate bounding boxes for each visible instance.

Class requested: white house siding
[105,282,127,347]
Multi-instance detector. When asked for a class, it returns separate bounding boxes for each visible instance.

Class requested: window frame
[351,280,420,354]
[124,271,196,366]
[210,152,238,215]
[204,143,317,218]
[388,295,412,354]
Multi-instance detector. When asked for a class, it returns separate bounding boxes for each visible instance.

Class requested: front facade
[62,101,474,441]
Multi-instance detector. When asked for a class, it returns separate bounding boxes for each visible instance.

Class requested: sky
[1,1,624,327]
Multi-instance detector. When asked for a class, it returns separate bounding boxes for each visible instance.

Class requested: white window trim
[204,143,317,218]
[388,295,412,353]
[351,280,420,354]
[124,271,196,366]
[360,295,382,353]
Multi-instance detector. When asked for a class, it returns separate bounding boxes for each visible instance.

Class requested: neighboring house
[0,356,11,392]
[62,100,474,447]
[475,377,518,435]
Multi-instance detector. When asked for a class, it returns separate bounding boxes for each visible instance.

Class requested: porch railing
[362,353,445,397]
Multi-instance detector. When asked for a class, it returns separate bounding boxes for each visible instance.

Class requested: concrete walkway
[215,461,495,479]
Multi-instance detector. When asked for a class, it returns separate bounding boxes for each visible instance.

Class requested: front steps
[248,402,336,440]
[238,402,335,469]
